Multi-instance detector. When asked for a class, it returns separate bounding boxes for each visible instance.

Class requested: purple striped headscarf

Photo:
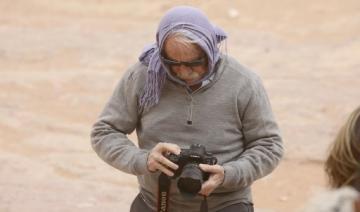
[139,6,227,109]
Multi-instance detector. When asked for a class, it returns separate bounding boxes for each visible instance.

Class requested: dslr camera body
[165,144,217,195]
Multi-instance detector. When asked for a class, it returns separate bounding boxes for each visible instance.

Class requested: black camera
[165,144,217,195]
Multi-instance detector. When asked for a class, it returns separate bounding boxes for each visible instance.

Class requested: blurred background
[0,0,359,211]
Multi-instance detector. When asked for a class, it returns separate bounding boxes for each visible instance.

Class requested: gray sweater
[91,55,283,212]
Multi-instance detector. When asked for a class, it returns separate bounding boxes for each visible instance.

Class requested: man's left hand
[198,164,225,196]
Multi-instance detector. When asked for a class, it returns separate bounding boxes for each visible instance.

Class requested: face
[162,36,208,85]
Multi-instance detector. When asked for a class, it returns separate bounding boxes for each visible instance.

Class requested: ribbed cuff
[221,165,237,188]
[133,150,151,175]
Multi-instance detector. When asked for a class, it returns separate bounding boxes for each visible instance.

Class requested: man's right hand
[147,142,181,176]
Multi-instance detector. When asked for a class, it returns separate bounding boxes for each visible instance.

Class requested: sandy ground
[0,0,359,211]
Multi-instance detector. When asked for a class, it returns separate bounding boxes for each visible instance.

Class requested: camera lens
[177,163,203,195]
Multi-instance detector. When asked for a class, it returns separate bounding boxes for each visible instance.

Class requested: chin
[185,78,201,84]
[185,80,196,85]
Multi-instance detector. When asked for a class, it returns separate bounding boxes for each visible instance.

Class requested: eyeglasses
[161,55,207,67]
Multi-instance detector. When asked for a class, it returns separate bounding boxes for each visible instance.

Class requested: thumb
[159,143,181,155]
[199,164,212,171]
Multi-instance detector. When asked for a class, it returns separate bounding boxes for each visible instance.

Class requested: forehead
[162,36,204,58]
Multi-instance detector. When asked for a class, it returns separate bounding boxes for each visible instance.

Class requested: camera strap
[157,173,209,212]
[157,173,171,212]
[200,195,208,212]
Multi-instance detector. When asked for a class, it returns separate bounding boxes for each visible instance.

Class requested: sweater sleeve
[90,64,150,176]
[221,75,284,188]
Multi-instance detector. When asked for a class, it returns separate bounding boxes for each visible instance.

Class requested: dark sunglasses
[161,55,206,67]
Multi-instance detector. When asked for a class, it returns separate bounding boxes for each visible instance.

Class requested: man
[91,6,283,212]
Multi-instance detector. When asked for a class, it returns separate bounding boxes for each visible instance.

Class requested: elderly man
[91,6,283,212]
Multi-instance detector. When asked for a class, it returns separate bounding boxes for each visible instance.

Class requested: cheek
[170,67,183,76]
[193,66,207,75]
[170,66,181,72]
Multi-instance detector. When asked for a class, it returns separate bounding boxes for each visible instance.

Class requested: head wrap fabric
[139,6,227,109]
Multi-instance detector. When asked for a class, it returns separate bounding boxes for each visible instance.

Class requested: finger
[156,154,179,170]
[155,163,175,177]
[199,180,216,196]
[199,164,223,173]
[157,143,181,155]
[151,152,178,170]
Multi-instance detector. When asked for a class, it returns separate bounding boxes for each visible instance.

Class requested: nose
[175,64,192,72]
